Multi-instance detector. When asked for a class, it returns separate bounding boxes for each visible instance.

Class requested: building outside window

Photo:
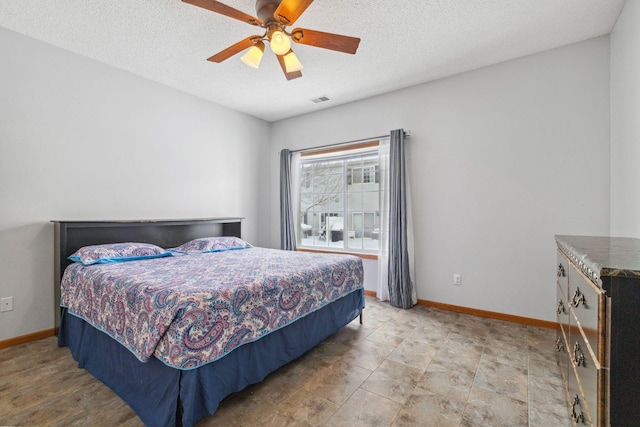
[298,143,380,253]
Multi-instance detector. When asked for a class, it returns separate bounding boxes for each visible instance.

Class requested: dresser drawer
[568,359,590,426]
[557,282,569,333]
[557,250,569,296]
[569,324,601,426]
[556,328,569,387]
[568,263,603,364]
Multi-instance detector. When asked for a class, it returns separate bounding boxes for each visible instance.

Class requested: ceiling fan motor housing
[255,0,282,24]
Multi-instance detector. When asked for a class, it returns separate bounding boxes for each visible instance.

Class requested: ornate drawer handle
[555,337,565,352]
[571,408,585,423]
[571,287,586,307]
[571,394,585,423]
[557,263,566,277]
[573,342,586,367]
[557,300,567,315]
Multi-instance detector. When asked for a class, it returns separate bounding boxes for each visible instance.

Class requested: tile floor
[0,296,570,426]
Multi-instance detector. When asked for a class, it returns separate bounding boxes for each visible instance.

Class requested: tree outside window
[298,149,380,253]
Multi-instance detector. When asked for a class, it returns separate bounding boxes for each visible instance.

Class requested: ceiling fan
[183,0,361,80]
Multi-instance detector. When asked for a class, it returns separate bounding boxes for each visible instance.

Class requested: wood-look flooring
[0,296,570,426]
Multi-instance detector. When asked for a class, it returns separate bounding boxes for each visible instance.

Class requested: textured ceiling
[0,0,625,122]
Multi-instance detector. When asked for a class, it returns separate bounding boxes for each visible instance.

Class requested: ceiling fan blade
[291,28,360,54]
[183,0,262,26]
[273,0,313,26]
[276,54,303,80]
[207,36,261,63]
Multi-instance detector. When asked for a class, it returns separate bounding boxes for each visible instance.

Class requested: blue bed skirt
[58,289,364,427]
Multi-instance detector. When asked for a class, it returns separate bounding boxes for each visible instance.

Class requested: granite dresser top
[555,235,640,284]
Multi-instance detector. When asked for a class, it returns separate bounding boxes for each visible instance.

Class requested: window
[298,142,380,253]
[347,165,379,185]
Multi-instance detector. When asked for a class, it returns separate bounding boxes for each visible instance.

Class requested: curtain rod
[288,130,411,154]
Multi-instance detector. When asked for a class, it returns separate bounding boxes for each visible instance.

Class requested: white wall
[610,0,640,238]
[268,36,611,322]
[0,27,619,340]
[0,28,270,341]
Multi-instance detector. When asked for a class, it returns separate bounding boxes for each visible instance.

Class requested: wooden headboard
[52,217,242,329]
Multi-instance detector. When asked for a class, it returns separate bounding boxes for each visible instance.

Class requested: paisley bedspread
[61,247,363,370]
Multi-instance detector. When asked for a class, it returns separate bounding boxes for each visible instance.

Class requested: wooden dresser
[555,236,640,426]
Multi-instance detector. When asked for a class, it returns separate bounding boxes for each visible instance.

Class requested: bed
[53,218,365,427]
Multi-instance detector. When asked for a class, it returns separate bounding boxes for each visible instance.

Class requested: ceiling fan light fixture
[283,50,303,73]
[184,0,361,80]
[240,40,265,68]
[269,30,291,55]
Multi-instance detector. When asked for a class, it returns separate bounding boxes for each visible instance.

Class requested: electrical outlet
[1,297,13,312]
[453,274,462,285]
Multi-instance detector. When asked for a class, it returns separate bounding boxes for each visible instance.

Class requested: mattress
[61,247,364,369]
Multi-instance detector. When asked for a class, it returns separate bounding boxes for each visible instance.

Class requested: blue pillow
[69,242,172,265]
[169,237,252,253]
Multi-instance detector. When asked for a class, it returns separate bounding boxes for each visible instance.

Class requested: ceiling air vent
[311,96,330,104]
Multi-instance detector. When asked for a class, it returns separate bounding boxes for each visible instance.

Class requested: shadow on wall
[0,221,55,339]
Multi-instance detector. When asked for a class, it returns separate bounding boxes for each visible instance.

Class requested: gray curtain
[388,129,413,308]
[280,149,297,251]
